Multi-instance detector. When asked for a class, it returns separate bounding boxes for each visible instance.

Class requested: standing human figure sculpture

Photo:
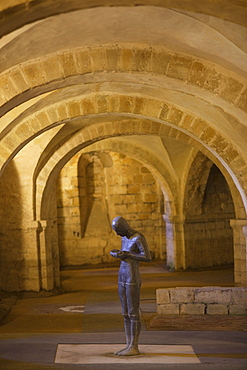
[110,216,151,356]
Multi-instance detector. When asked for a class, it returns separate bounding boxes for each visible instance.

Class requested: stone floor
[0,263,246,369]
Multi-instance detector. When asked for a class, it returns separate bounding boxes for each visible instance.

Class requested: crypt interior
[0,0,247,293]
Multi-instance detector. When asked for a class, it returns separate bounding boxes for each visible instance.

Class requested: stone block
[157,304,179,315]
[220,76,244,103]
[133,96,145,114]
[203,68,222,93]
[0,73,18,101]
[170,288,195,303]
[167,55,192,81]
[67,101,81,118]
[138,213,150,220]
[95,94,108,114]
[22,62,45,87]
[132,47,151,72]
[211,134,229,153]
[127,185,140,194]
[141,99,163,119]
[159,103,170,120]
[156,289,170,304]
[119,95,134,113]
[1,134,20,151]
[106,46,120,70]
[224,145,239,163]
[229,304,247,315]
[167,107,183,125]
[231,288,247,304]
[150,121,162,134]
[45,106,60,124]
[189,61,207,87]
[181,114,194,130]
[59,52,77,77]
[139,120,151,134]
[74,48,93,74]
[180,303,205,315]
[144,193,158,203]
[81,97,95,116]
[14,122,35,141]
[57,103,69,121]
[10,67,29,94]
[195,287,232,304]
[151,48,170,74]
[41,55,64,82]
[200,126,216,143]
[120,47,133,71]
[106,94,119,113]
[237,87,247,112]
[206,304,228,315]
[191,119,207,136]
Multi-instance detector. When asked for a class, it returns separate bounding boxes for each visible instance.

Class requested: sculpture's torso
[118,234,141,285]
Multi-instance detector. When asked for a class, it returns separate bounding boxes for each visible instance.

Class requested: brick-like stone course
[157,287,247,315]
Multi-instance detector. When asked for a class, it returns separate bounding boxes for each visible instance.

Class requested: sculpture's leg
[117,284,141,356]
[124,315,131,347]
[117,315,140,356]
[114,283,131,355]
[114,315,131,355]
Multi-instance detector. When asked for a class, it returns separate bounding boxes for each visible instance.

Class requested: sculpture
[110,216,151,356]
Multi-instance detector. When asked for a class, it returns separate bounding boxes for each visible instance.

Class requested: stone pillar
[0,221,41,292]
[37,219,60,290]
[230,219,247,287]
[163,215,185,270]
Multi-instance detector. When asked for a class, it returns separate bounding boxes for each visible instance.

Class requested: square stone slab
[55,344,200,364]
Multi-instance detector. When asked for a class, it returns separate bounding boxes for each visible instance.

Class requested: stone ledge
[156,287,247,315]
[149,314,247,331]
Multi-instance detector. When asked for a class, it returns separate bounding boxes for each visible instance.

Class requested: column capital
[163,214,185,223]
[243,226,247,237]
[230,219,247,229]
[37,219,57,228]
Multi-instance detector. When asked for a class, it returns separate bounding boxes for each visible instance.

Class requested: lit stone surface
[55,344,200,364]
[0,2,247,294]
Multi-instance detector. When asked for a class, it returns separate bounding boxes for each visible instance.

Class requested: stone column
[230,219,247,287]
[37,219,60,290]
[0,221,41,292]
[163,215,186,270]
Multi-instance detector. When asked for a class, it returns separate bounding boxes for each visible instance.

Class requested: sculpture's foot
[117,346,140,356]
[114,346,128,355]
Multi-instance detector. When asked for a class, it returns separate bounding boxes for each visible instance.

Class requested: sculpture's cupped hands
[117,251,130,259]
[110,249,120,258]
[110,249,129,259]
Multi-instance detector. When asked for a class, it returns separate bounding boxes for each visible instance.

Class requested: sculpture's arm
[124,235,152,262]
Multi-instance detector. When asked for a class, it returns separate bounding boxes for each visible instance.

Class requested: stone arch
[22,91,246,215]
[183,152,236,269]
[1,44,246,116]
[33,117,246,274]
[0,89,246,208]
[37,123,180,220]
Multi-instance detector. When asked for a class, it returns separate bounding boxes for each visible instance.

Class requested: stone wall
[57,150,165,266]
[157,287,247,315]
[184,164,235,269]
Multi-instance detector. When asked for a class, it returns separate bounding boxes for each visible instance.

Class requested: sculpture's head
[112,216,131,237]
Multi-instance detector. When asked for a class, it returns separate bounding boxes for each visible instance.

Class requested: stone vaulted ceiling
[0,0,247,219]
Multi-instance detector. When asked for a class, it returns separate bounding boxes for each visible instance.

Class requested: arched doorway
[184,152,235,269]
